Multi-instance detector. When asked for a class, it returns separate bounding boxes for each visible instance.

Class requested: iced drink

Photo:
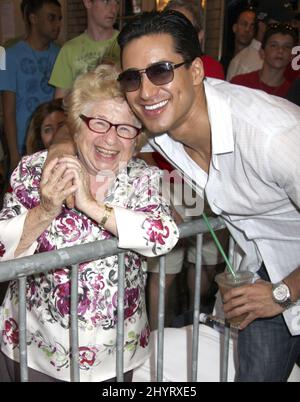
[215,271,254,326]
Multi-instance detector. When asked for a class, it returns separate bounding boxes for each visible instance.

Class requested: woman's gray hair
[65,64,125,136]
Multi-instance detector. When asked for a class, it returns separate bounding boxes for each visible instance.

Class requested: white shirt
[149,78,300,335]
[226,39,263,81]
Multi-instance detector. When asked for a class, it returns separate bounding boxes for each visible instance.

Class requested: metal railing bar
[18,276,28,382]
[116,253,125,382]
[0,217,227,383]
[70,263,80,382]
[0,218,225,283]
[157,255,166,382]
[0,239,122,283]
[178,217,225,239]
[221,236,235,382]
[191,233,203,382]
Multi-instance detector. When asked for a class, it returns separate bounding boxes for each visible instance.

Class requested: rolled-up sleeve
[114,206,178,257]
[114,165,179,257]
[0,209,38,260]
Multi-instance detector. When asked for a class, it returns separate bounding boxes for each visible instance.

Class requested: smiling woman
[0,64,179,382]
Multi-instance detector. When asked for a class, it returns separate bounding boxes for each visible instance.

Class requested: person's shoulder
[201,55,225,80]
[11,151,47,192]
[111,30,119,39]
[20,151,47,168]
[5,40,27,55]
[230,70,258,84]
[59,32,87,49]
[230,40,260,66]
[128,157,162,177]
[48,42,60,57]
[206,79,300,133]
[50,42,61,51]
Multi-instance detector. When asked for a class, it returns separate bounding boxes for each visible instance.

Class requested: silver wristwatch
[272,281,294,310]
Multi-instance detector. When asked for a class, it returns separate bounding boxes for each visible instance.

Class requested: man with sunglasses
[117,10,300,382]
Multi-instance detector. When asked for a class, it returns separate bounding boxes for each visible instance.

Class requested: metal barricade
[0,217,229,382]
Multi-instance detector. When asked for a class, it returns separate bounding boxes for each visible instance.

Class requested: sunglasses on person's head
[117,61,190,92]
[266,23,297,34]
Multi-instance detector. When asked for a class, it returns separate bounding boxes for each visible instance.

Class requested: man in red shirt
[231,23,298,98]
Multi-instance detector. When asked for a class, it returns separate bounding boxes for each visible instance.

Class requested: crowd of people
[0,0,300,382]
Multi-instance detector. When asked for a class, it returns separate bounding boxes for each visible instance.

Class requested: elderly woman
[0,65,179,382]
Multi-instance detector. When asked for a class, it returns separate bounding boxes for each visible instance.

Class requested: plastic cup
[215,271,254,326]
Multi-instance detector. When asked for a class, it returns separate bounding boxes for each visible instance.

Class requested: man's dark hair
[21,0,61,27]
[117,10,203,66]
[261,23,298,48]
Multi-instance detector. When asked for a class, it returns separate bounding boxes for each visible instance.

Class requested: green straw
[202,212,236,279]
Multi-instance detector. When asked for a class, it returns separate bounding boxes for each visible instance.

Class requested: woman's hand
[39,158,76,218]
[45,124,77,209]
[58,156,95,214]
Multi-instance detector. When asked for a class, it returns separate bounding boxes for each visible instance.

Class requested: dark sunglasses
[117,61,190,92]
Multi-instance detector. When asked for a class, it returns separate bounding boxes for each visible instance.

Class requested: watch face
[274,284,288,302]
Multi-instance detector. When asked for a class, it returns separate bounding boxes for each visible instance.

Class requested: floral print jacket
[0,151,178,382]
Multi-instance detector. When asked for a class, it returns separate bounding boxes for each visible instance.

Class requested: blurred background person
[0,0,62,172]
[165,0,225,80]
[227,0,296,81]
[26,99,65,154]
[221,6,256,76]
[230,23,298,98]
[49,0,120,99]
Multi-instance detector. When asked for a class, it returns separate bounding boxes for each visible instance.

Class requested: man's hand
[222,279,284,330]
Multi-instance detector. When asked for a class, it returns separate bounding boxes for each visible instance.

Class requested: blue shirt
[0,41,60,154]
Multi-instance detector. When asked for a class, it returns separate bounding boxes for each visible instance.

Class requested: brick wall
[65,0,87,41]
[62,0,225,54]
[205,0,224,61]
